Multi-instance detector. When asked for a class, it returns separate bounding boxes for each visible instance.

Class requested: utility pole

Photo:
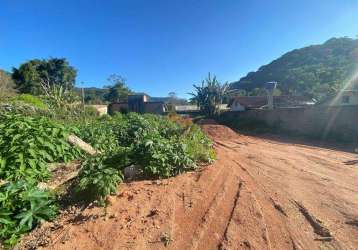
[265,82,277,110]
[81,81,85,110]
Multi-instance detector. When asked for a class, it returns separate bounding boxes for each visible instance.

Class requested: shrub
[133,135,195,178]
[76,155,124,204]
[83,106,98,117]
[0,181,58,247]
[76,113,215,202]
[76,121,118,153]
[12,94,47,110]
[0,113,83,182]
[182,125,215,163]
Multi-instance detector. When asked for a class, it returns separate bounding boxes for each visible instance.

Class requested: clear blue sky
[1,0,357,98]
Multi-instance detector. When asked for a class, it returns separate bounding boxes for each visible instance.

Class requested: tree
[103,74,132,102]
[165,92,178,113]
[0,70,16,98]
[12,58,77,95]
[190,73,229,117]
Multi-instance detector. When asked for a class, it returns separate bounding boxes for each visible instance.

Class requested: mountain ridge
[230,37,358,99]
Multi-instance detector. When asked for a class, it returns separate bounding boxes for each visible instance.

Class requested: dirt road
[28,124,358,250]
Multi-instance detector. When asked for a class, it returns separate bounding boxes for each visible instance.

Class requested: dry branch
[67,134,98,156]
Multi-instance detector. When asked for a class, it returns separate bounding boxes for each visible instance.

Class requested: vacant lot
[25,124,358,250]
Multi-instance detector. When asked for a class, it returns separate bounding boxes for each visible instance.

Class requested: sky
[1,0,358,98]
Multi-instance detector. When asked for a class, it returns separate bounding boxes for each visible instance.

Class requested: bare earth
[26,124,358,250]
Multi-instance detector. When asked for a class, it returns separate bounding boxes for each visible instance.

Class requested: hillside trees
[12,58,77,95]
[231,37,358,100]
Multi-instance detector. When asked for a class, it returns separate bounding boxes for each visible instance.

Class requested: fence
[220,106,358,142]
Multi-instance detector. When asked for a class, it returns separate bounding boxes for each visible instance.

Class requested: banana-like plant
[189,73,229,117]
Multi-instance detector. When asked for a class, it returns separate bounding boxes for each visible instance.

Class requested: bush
[76,121,118,153]
[0,181,58,247]
[182,125,215,163]
[12,94,47,110]
[76,155,124,204]
[0,113,83,182]
[133,135,195,178]
[76,113,215,201]
[83,106,98,117]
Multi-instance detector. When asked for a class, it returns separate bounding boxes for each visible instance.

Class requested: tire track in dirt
[25,123,358,250]
[189,174,240,250]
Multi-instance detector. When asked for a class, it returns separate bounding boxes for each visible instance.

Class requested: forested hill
[230,37,358,99]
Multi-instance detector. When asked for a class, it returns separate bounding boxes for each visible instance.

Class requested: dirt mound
[19,125,358,250]
[200,124,239,141]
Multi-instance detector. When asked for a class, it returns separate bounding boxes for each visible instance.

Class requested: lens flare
[323,66,358,138]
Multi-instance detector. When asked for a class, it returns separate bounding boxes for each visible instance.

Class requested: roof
[229,96,267,108]
[317,90,358,106]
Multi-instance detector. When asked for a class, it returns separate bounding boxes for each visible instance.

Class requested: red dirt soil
[21,124,358,250]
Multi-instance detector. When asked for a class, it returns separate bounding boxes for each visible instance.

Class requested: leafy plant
[76,121,118,153]
[76,113,215,202]
[0,181,58,247]
[76,155,124,204]
[133,135,195,178]
[0,113,82,182]
[182,125,215,163]
[190,73,229,117]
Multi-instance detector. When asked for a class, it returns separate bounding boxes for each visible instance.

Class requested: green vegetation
[11,94,47,110]
[0,181,58,246]
[74,87,108,104]
[76,155,124,203]
[190,73,229,117]
[12,58,77,95]
[75,113,215,202]
[231,37,358,100]
[0,114,82,182]
[0,105,215,246]
[103,74,133,102]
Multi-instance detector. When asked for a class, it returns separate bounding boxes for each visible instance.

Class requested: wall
[221,106,358,142]
[144,102,164,114]
[108,103,128,115]
[108,102,164,115]
[328,92,358,106]
[87,105,108,116]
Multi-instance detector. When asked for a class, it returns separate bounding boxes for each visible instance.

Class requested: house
[229,96,315,111]
[229,96,267,111]
[321,90,358,106]
[108,94,165,115]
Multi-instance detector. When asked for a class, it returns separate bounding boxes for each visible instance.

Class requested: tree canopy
[12,58,77,95]
[230,37,358,100]
[103,74,132,102]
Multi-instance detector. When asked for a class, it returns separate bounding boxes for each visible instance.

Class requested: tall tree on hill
[190,73,229,117]
[103,74,132,102]
[12,58,77,95]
